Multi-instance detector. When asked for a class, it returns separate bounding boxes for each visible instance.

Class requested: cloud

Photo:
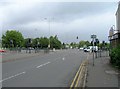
[1,2,116,24]
[56,11,116,43]
[1,1,118,43]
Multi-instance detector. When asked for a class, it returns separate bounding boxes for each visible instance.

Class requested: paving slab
[86,52,119,88]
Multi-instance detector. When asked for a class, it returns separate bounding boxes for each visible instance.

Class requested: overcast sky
[0,0,119,43]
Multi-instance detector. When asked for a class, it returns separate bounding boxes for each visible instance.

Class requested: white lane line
[43,62,50,66]
[36,62,51,68]
[36,65,43,68]
[0,71,26,83]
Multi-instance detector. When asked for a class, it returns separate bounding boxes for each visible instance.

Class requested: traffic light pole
[91,34,96,66]
[92,38,94,66]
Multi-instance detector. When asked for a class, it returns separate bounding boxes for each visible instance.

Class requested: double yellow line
[70,60,88,89]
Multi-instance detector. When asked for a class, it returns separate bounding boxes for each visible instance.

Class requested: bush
[110,45,120,69]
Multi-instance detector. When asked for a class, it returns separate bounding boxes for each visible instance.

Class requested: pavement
[86,51,119,88]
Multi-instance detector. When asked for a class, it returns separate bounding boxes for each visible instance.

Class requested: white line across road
[0,71,26,83]
[36,62,51,68]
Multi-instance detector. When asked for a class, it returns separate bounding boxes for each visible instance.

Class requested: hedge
[110,45,120,69]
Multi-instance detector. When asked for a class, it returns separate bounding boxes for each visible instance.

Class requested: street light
[44,17,54,49]
[44,18,50,49]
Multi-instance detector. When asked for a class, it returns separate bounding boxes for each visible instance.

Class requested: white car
[79,47,84,50]
[84,47,90,52]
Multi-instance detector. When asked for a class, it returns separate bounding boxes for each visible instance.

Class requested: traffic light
[94,42,97,46]
[91,41,93,45]
[28,38,31,43]
[97,40,99,44]
[105,43,107,45]
[76,36,78,39]
[10,39,13,47]
[95,39,99,44]
[102,41,105,44]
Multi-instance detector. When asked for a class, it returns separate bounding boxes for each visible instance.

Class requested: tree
[50,35,62,49]
[85,41,90,46]
[39,37,49,48]
[78,40,90,48]
[32,38,39,48]
[23,38,33,48]
[2,30,24,48]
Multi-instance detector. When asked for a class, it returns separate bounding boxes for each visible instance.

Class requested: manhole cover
[105,70,119,75]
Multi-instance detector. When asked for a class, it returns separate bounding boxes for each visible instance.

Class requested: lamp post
[44,18,51,49]
[44,17,54,49]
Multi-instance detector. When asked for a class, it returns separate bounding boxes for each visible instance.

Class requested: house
[109,2,120,48]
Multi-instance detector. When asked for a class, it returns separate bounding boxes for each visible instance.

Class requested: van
[89,46,98,52]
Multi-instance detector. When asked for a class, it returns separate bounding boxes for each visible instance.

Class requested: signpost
[91,35,96,66]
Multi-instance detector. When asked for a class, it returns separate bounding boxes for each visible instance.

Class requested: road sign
[91,35,96,39]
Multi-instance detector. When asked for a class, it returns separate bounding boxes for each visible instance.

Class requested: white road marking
[36,65,43,68]
[0,71,26,83]
[36,62,51,68]
[43,62,50,65]
[62,57,65,60]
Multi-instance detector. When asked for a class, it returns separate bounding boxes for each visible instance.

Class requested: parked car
[0,49,6,52]
[79,47,84,50]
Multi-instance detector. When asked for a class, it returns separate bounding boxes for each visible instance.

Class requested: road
[2,49,88,87]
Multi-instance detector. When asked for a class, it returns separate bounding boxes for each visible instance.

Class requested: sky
[0,0,119,43]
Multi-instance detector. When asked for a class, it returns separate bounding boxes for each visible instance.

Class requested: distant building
[109,2,120,48]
